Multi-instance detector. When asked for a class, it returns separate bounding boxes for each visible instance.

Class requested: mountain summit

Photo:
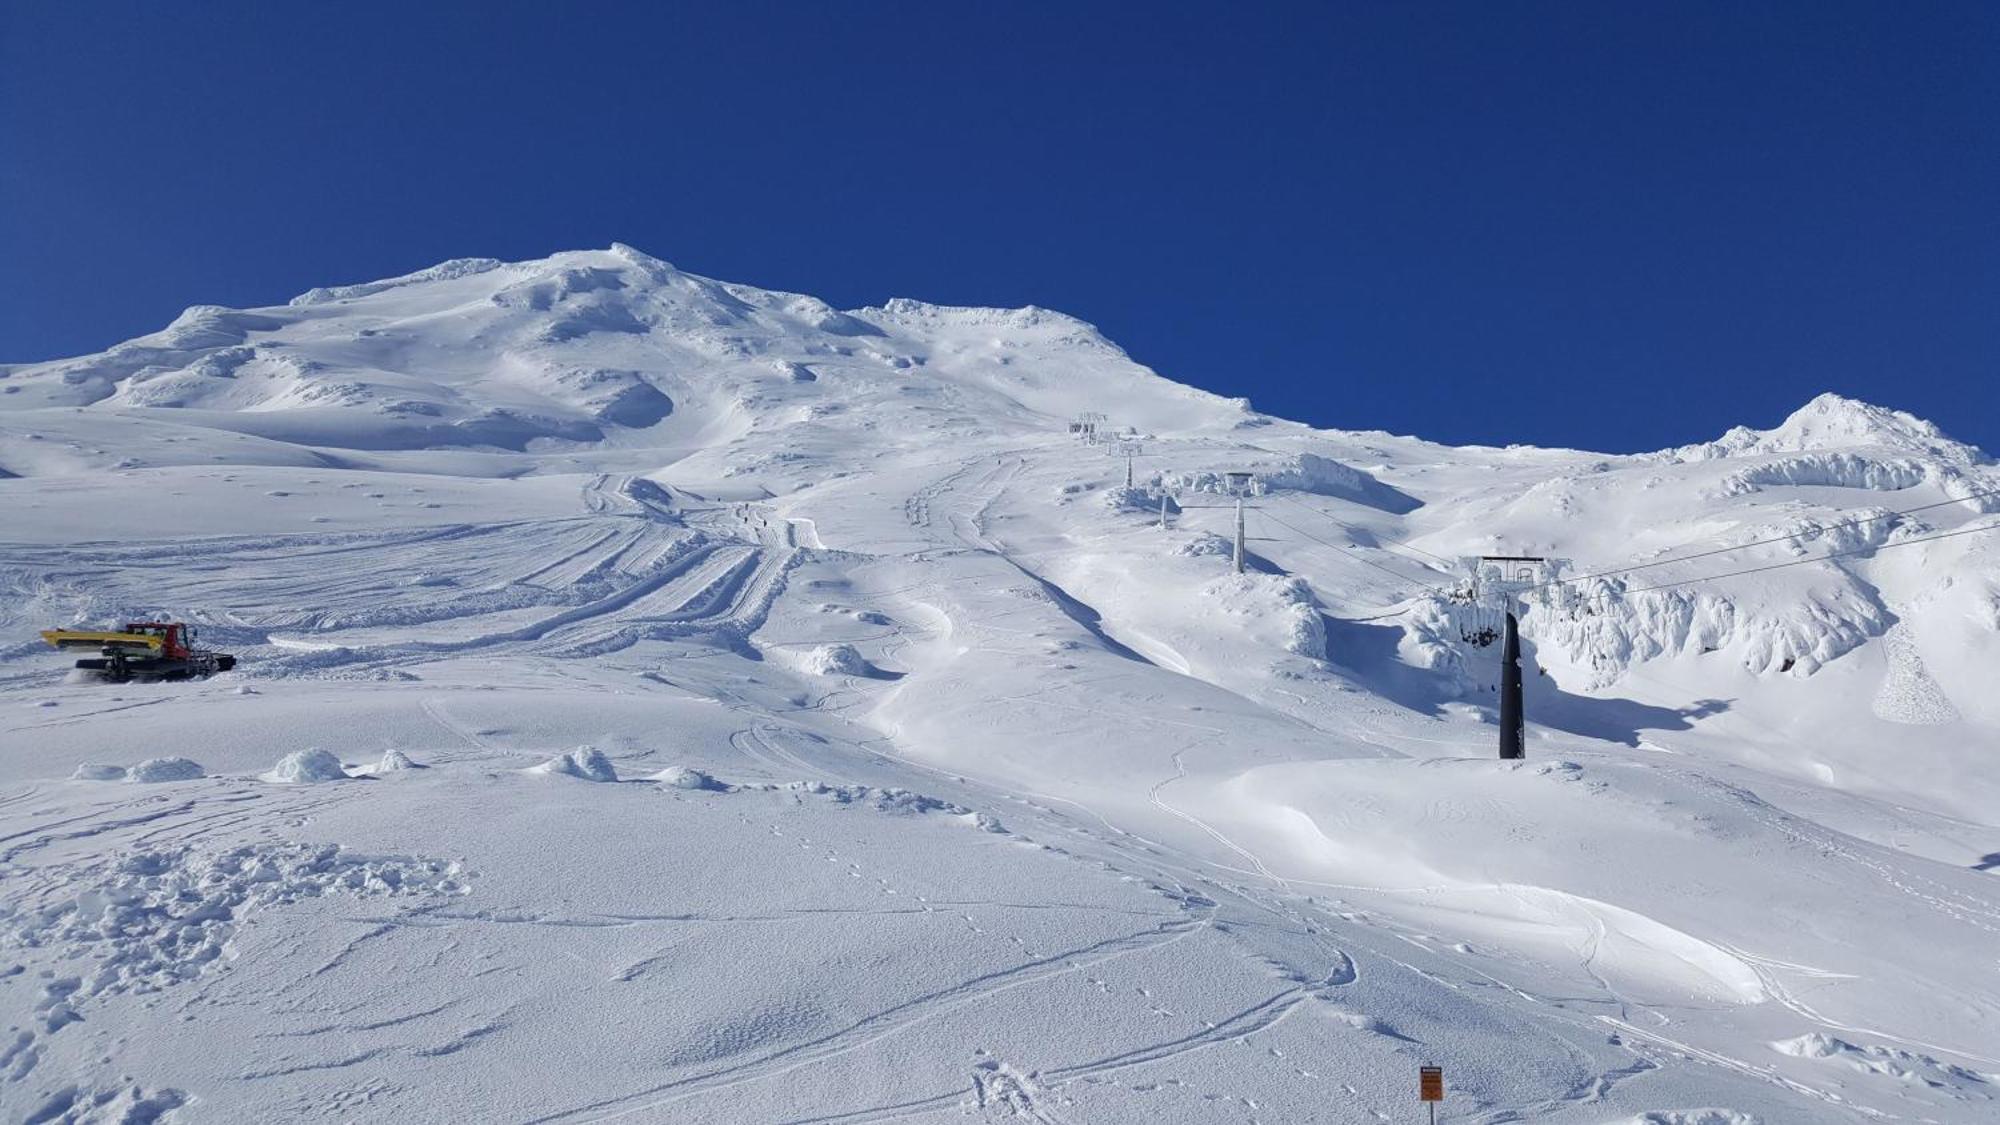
[1675,392,1982,463]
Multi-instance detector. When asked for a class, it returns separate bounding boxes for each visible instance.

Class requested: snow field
[1,248,1997,1122]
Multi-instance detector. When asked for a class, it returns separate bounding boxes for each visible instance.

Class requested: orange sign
[1419,1065,1444,1101]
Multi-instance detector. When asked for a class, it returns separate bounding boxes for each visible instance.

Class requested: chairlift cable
[1521,485,2000,596]
[1265,492,1457,569]
[1592,518,2000,601]
[1256,509,1449,595]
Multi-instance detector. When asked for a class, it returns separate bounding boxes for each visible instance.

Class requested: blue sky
[3,1,1994,452]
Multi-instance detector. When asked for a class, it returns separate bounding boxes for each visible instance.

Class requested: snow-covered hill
[2,248,1995,1124]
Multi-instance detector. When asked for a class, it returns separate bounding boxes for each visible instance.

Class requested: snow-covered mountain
[0,245,1240,470]
[2,248,1995,1124]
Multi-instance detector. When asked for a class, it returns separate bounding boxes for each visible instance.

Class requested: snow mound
[1177,531,1235,557]
[787,781,964,813]
[802,643,872,677]
[20,1082,188,1125]
[70,763,128,782]
[1772,1031,1997,1088]
[1772,1031,1848,1059]
[529,746,618,782]
[350,749,424,777]
[1203,573,1328,659]
[127,757,204,783]
[1099,485,1175,515]
[784,782,1000,829]
[1318,1004,1402,1036]
[266,748,351,783]
[654,765,726,791]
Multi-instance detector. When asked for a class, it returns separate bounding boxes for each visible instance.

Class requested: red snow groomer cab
[40,621,238,682]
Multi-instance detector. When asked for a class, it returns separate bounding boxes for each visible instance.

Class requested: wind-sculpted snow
[289,257,507,306]
[3,250,1998,1122]
[1711,454,2000,514]
[1526,575,1891,684]
[1162,450,1419,513]
[1772,1032,1999,1094]
[1716,452,1931,495]
[1405,575,1887,697]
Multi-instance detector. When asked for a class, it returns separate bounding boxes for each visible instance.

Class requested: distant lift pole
[1235,497,1246,574]
[1227,471,1254,575]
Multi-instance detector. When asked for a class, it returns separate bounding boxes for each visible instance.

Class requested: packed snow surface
[2,246,1997,1123]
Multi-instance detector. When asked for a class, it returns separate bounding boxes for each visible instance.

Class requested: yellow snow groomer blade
[40,629,166,653]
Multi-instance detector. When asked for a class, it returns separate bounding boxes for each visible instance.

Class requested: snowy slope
[2,248,1996,1124]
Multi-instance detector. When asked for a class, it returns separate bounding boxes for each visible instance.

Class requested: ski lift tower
[1225,471,1256,574]
[1476,554,1549,761]
[1115,441,1143,488]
